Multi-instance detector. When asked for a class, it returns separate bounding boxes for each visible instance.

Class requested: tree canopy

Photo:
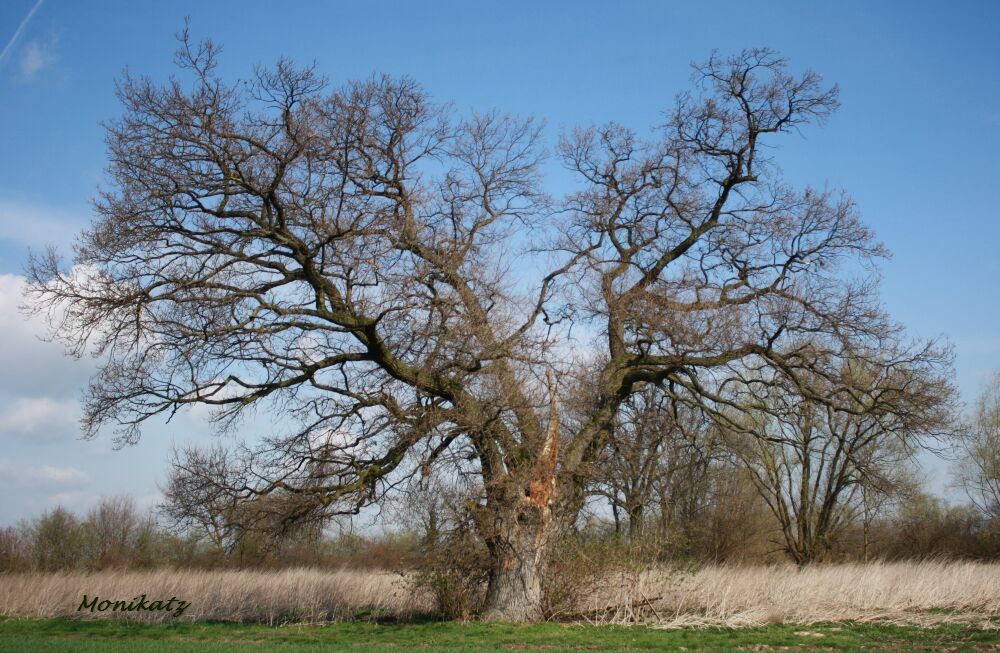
[25,35,955,619]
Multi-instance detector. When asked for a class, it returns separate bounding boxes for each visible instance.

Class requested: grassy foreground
[1,618,998,652]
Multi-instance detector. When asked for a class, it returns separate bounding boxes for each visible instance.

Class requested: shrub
[409,524,489,620]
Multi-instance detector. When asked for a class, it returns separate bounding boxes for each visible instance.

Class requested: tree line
[3,364,998,575]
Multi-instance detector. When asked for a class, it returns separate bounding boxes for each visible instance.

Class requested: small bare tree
[25,33,909,618]
[26,507,90,571]
[723,347,957,565]
[86,495,141,568]
[958,371,1000,521]
[592,384,715,541]
[0,526,31,572]
[160,445,245,556]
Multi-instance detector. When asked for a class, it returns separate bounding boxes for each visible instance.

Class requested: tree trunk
[627,503,645,541]
[481,512,552,621]
[480,369,560,622]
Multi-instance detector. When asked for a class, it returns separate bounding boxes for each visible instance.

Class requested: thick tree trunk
[627,504,645,541]
[481,516,551,621]
[480,370,561,622]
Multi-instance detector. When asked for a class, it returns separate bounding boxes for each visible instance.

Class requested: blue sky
[0,0,997,526]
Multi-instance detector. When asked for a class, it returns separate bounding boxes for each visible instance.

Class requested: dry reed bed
[580,561,1000,628]
[0,568,430,624]
[1,561,998,627]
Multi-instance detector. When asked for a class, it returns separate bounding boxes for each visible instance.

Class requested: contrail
[0,0,45,66]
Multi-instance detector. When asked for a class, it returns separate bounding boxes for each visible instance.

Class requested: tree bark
[480,370,560,622]
[481,508,553,621]
[627,503,645,541]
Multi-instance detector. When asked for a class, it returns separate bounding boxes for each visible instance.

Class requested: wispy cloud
[0,396,80,436]
[0,460,90,487]
[0,0,45,68]
[0,200,84,250]
[0,273,98,401]
[30,464,90,485]
[18,38,55,80]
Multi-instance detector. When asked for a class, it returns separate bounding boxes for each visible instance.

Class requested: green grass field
[0,618,998,652]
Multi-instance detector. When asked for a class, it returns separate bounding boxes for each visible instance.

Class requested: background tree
[86,495,142,568]
[161,445,246,557]
[958,370,1000,522]
[695,463,779,562]
[884,491,987,559]
[25,507,91,571]
[26,35,911,619]
[0,526,30,572]
[592,384,677,539]
[722,349,956,565]
[591,383,719,544]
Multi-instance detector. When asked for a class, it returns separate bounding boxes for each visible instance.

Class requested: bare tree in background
[163,443,336,562]
[722,348,956,565]
[25,507,89,571]
[0,526,30,572]
[959,371,1000,522]
[26,32,917,618]
[592,383,714,541]
[647,412,735,558]
[161,445,245,556]
[86,496,141,568]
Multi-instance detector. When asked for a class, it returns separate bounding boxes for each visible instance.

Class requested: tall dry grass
[580,561,1000,628]
[0,568,431,624]
[0,561,997,627]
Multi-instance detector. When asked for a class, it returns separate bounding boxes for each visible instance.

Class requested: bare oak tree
[26,36,904,618]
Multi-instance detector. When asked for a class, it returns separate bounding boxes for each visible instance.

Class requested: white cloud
[0,461,89,487]
[18,39,54,81]
[0,396,79,435]
[46,491,93,511]
[133,491,163,513]
[0,200,84,250]
[0,460,93,522]
[29,463,89,484]
[0,273,96,399]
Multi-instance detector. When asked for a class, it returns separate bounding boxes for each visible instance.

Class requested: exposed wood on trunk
[528,370,560,511]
